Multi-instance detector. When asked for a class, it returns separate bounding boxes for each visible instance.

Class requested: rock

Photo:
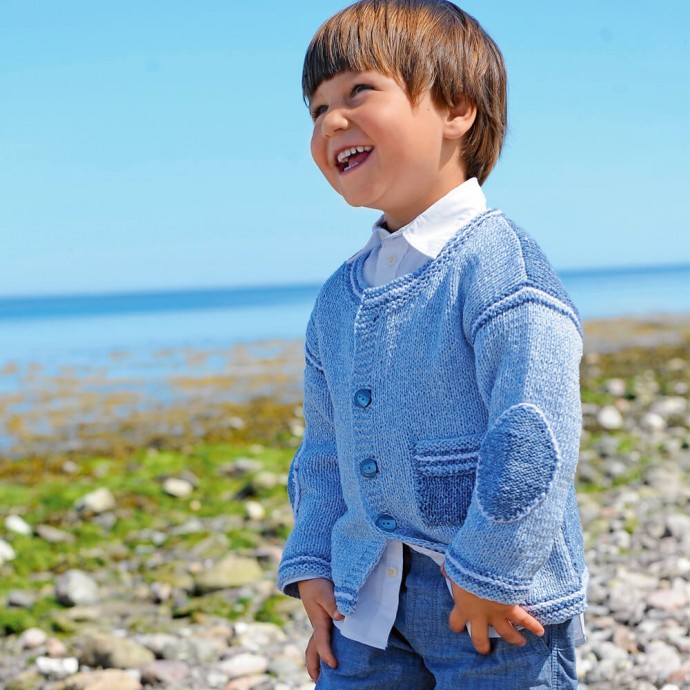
[55,570,100,606]
[597,405,624,430]
[245,500,266,521]
[185,635,227,664]
[254,471,279,489]
[150,581,173,603]
[219,458,262,477]
[137,633,184,660]
[59,669,143,690]
[233,622,288,651]
[35,656,79,678]
[36,524,76,543]
[665,514,690,541]
[79,632,155,669]
[194,556,263,593]
[7,590,36,608]
[219,653,269,679]
[19,627,48,649]
[644,640,682,682]
[641,412,667,432]
[6,670,44,690]
[75,487,116,514]
[647,588,688,610]
[47,637,69,657]
[222,675,272,690]
[140,659,190,685]
[650,396,687,418]
[163,477,194,498]
[5,514,32,535]
[0,538,17,564]
[605,378,627,397]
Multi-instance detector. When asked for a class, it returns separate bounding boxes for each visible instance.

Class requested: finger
[493,619,526,647]
[469,620,491,655]
[440,562,448,579]
[448,604,466,633]
[316,588,345,622]
[313,620,338,669]
[305,635,321,682]
[510,608,545,637]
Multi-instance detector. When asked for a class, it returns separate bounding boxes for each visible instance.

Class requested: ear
[444,95,477,140]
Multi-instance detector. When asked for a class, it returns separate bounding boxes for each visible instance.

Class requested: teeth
[337,146,372,164]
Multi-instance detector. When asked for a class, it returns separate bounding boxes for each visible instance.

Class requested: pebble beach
[0,315,689,690]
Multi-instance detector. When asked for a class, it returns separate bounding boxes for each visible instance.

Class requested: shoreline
[1,313,689,461]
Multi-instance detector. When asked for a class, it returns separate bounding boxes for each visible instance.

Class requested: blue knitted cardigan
[277,209,588,624]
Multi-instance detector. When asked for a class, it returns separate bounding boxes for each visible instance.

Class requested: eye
[351,83,372,96]
[310,104,327,121]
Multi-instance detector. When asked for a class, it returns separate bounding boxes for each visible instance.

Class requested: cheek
[310,132,328,174]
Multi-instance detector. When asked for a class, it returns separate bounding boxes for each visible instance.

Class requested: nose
[320,107,349,138]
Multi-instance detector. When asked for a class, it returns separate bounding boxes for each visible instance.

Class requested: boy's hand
[442,564,544,655]
[297,578,345,681]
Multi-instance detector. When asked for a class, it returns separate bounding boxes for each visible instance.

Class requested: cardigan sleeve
[443,286,583,604]
[276,311,347,597]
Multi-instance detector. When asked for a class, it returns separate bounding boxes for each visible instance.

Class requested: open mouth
[336,145,373,173]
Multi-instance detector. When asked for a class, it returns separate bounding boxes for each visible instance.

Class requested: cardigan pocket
[412,435,482,527]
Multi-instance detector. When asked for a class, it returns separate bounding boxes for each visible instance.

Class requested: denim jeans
[317,548,578,689]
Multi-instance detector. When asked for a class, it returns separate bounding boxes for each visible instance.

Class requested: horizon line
[1,260,689,302]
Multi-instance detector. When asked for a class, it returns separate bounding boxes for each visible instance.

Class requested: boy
[277,1,587,687]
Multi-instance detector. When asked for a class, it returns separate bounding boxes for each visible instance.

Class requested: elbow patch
[477,403,560,523]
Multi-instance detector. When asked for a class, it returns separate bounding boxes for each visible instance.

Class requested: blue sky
[1,0,688,297]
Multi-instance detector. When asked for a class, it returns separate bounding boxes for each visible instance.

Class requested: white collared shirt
[347,177,487,286]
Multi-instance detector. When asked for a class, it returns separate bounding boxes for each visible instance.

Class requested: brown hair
[302,0,507,184]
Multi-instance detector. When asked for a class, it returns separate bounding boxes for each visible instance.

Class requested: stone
[163,477,194,498]
[194,556,263,593]
[75,487,116,514]
[7,590,36,608]
[219,653,269,679]
[185,635,227,664]
[79,632,155,669]
[47,637,69,657]
[245,500,266,521]
[19,627,48,649]
[605,378,627,397]
[650,396,687,418]
[647,588,688,610]
[641,412,666,433]
[140,659,190,685]
[0,538,17,564]
[597,405,624,430]
[137,633,185,660]
[36,524,76,543]
[6,670,44,690]
[55,570,100,606]
[59,669,143,690]
[644,640,682,682]
[35,656,79,678]
[665,514,690,541]
[254,471,279,489]
[5,514,32,535]
[234,622,287,651]
[222,676,272,690]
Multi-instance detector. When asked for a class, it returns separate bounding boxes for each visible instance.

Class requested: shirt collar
[347,178,487,263]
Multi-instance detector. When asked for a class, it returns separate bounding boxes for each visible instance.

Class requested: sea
[1,263,689,377]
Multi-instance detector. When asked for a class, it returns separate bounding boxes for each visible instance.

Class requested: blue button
[354,388,372,408]
[359,459,378,477]
[376,515,397,531]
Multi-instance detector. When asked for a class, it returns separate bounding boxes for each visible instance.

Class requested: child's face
[309,70,466,230]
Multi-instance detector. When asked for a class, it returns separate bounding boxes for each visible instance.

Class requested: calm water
[1,264,689,372]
